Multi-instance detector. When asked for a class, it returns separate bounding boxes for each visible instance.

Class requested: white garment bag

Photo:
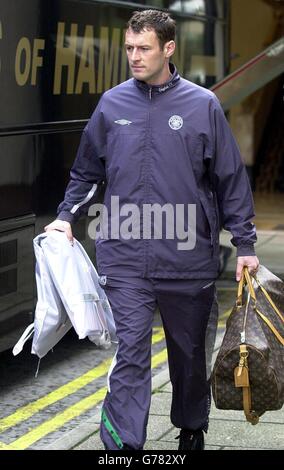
[13,232,116,359]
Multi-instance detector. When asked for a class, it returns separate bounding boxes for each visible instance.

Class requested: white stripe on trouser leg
[107,347,118,393]
[70,183,98,214]
[202,281,214,289]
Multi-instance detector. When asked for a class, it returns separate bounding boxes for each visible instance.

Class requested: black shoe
[123,445,143,450]
[176,429,205,450]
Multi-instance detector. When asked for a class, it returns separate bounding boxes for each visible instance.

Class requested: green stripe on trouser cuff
[101,409,124,449]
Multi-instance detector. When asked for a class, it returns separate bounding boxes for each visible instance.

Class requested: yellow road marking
[3,347,168,450]
[152,327,165,344]
[0,328,165,434]
[0,441,17,450]
[219,308,232,320]
[218,308,232,327]
[151,348,167,369]
[5,388,108,450]
[0,357,112,434]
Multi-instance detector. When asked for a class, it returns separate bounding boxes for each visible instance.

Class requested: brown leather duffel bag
[212,266,284,424]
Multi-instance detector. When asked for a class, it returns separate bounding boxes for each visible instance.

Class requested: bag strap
[254,277,284,324]
[242,387,259,425]
[12,323,35,356]
[244,269,284,345]
[255,308,284,346]
[235,344,259,425]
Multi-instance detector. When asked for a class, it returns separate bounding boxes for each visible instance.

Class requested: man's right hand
[44,219,73,244]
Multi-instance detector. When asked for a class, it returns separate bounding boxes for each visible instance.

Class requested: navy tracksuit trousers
[100,277,216,450]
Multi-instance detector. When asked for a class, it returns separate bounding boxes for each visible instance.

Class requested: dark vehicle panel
[0,0,228,351]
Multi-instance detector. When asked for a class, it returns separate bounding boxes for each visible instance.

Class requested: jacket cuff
[57,211,76,225]
[236,244,256,257]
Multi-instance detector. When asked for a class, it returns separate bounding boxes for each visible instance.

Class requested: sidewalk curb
[44,368,170,450]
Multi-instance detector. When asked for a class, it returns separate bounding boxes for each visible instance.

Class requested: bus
[0,0,229,352]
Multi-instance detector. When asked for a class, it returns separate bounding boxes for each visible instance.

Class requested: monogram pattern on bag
[212,274,284,419]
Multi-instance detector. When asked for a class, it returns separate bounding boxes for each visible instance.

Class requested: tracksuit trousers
[99,276,216,450]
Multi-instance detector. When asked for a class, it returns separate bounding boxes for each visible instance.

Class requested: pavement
[46,230,284,451]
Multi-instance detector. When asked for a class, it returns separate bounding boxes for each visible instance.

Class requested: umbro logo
[114,119,132,126]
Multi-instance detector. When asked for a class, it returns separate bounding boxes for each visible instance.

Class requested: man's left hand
[236,256,260,282]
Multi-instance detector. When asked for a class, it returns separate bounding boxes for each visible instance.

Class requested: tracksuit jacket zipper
[143,86,153,277]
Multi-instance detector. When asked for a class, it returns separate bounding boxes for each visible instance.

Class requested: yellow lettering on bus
[53,22,77,95]
[97,27,120,93]
[75,25,95,94]
[31,39,45,85]
[15,37,31,86]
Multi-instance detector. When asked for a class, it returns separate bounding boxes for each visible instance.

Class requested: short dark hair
[127,10,176,49]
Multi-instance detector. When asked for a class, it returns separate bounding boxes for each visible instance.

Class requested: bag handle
[240,268,284,345]
[243,267,256,302]
[236,267,256,307]
[236,271,245,306]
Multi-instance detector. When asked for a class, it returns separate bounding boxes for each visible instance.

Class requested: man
[45,10,259,450]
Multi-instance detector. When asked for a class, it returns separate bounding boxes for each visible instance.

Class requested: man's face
[125,28,174,85]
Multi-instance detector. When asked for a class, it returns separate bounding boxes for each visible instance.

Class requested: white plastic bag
[13,232,116,359]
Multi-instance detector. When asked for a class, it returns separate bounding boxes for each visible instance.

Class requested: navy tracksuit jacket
[57,64,257,449]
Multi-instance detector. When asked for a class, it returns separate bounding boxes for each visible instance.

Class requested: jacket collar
[134,63,180,96]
